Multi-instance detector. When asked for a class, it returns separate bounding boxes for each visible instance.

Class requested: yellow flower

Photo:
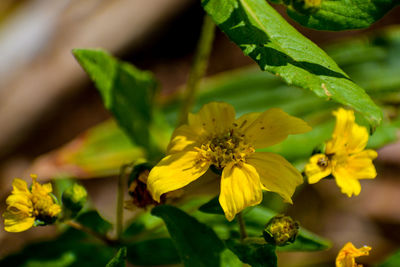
[3,174,61,232]
[147,102,311,221]
[305,108,377,197]
[336,242,371,267]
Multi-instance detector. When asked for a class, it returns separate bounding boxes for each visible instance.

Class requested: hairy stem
[116,163,133,239]
[237,212,248,241]
[178,14,216,125]
[65,220,116,246]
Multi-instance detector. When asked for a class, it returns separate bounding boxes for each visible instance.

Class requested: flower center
[31,194,59,220]
[197,128,254,169]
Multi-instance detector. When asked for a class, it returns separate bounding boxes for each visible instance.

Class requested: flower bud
[263,215,299,246]
[62,183,87,214]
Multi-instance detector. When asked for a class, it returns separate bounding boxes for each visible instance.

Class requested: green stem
[116,163,133,239]
[178,14,216,125]
[65,220,116,246]
[237,212,248,241]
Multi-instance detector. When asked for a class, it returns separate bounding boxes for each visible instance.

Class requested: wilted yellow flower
[3,174,61,232]
[305,108,377,197]
[147,102,311,221]
[336,242,371,267]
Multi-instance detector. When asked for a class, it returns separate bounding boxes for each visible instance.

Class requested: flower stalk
[178,14,216,126]
[237,212,248,241]
[116,163,133,239]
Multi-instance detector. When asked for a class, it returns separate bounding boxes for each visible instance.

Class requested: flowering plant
[1,1,400,266]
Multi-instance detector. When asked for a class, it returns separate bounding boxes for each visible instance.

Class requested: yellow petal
[11,178,30,194]
[167,125,201,154]
[188,102,236,135]
[3,212,35,232]
[219,162,262,221]
[326,108,369,154]
[42,183,53,194]
[234,112,261,132]
[336,242,371,267]
[305,154,332,184]
[346,150,378,179]
[333,166,362,197]
[247,152,303,203]
[147,151,210,202]
[6,194,32,215]
[243,108,311,149]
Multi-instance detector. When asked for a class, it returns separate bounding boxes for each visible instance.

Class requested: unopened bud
[62,183,87,213]
[263,215,299,246]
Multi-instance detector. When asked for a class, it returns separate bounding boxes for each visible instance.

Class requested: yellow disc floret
[197,128,255,169]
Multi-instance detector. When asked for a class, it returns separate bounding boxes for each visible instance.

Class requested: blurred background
[0,0,399,266]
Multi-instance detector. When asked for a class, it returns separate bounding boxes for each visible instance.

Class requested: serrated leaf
[126,238,181,266]
[76,210,113,235]
[151,205,225,267]
[286,0,399,31]
[73,49,157,148]
[202,0,382,129]
[106,247,126,267]
[226,239,277,267]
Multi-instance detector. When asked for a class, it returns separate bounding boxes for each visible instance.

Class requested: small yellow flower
[305,108,377,197]
[3,174,61,232]
[147,102,311,221]
[336,242,371,267]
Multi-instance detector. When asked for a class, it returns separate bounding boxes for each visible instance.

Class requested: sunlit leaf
[29,120,145,179]
[286,0,399,31]
[202,0,382,129]
[73,49,157,148]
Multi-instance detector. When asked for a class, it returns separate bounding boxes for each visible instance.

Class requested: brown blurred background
[0,0,399,266]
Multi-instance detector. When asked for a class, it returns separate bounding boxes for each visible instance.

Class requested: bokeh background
[0,0,399,266]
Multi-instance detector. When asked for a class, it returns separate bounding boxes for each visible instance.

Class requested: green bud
[62,183,87,213]
[263,215,299,246]
[292,0,321,15]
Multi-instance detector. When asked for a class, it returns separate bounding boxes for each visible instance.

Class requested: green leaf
[202,0,382,129]
[226,239,277,267]
[76,210,113,235]
[286,0,399,31]
[378,249,400,267]
[126,238,181,266]
[73,49,157,148]
[220,248,243,267]
[151,205,225,267]
[106,247,127,267]
[199,196,224,215]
